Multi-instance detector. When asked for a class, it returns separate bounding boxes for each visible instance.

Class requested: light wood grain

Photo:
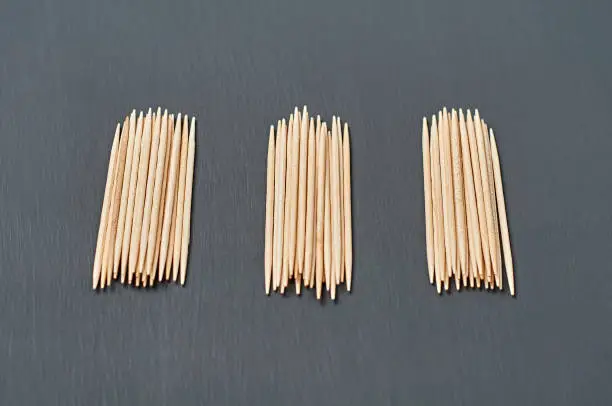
[459,110,484,286]
[483,120,503,289]
[173,115,189,282]
[466,110,490,283]
[180,117,196,285]
[430,115,445,294]
[114,110,136,279]
[451,109,467,287]
[323,126,331,293]
[158,113,182,280]
[343,122,353,292]
[422,117,434,284]
[92,124,120,289]
[144,110,168,283]
[123,112,143,284]
[296,106,309,276]
[129,109,152,282]
[490,130,515,295]
[473,110,495,287]
[304,117,316,288]
[265,124,275,294]
[316,122,326,299]
[156,114,174,281]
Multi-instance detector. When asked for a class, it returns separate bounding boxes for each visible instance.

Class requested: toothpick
[451,109,467,288]
[483,120,502,289]
[156,114,174,281]
[315,122,327,299]
[473,110,495,287]
[430,115,444,294]
[304,117,316,288]
[296,106,309,277]
[92,124,120,289]
[439,111,452,290]
[105,117,129,284]
[180,117,196,285]
[159,113,182,280]
[466,110,490,283]
[337,117,345,285]
[273,119,284,290]
[459,110,484,286]
[343,122,353,292]
[173,115,189,282]
[281,114,294,293]
[123,112,143,284]
[330,117,342,298]
[289,107,300,282]
[137,108,161,279]
[129,109,152,281]
[490,130,515,295]
[323,126,332,293]
[115,111,136,280]
[144,110,168,283]
[264,124,276,294]
[422,117,434,284]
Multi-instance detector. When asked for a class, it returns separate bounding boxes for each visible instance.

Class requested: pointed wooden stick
[422,117,434,284]
[281,114,294,293]
[137,108,161,279]
[273,119,284,290]
[173,115,189,282]
[323,125,332,293]
[156,114,174,281]
[330,118,342,298]
[104,117,129,284]
[304,117,316,288]
[450,109,467,288]
[144,110,168,283]
[459,110,484,286]
[289,107,300,282]
[430,115,444,294]
[129,109,153,281]
[296,106,309,277]
[114,111,136,279]
[123,112,143,284]
[315,122,326,299]
[490,130,515,295]
[180,117,196,285]
[343,122,353,292]
[473,110,495,287]
[159,114,182,279]
[337,117,345,285]
[438,112,451,290]
[466,110,490,283]
[265,124,275,294]
[92,124,120,289]
[483,120,502,289]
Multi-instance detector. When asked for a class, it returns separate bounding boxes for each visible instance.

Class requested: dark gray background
[1,0,611,404]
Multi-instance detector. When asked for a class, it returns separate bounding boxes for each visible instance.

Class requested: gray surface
[1,0,611,404]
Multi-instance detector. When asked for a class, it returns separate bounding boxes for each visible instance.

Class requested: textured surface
[1,0,612,404]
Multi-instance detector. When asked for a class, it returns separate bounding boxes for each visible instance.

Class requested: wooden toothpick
[123,112,143,284]
[490,129,515,295]
[173,115,189,282]
[180,117,196,285]
[92,124,120,289]
[114,110,136,280]
[422,117,434,285]
[265,124,275,294]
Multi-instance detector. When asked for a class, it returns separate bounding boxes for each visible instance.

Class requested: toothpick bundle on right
[422,108,514,295]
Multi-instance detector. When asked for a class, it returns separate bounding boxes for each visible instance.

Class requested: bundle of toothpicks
[92,108,196,290]
[422,108,514,295]
[264,106,352,300]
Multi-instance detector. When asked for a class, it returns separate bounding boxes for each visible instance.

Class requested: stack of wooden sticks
[265,106,352,300]
[92,108,196,290]
[422,108,514,295]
